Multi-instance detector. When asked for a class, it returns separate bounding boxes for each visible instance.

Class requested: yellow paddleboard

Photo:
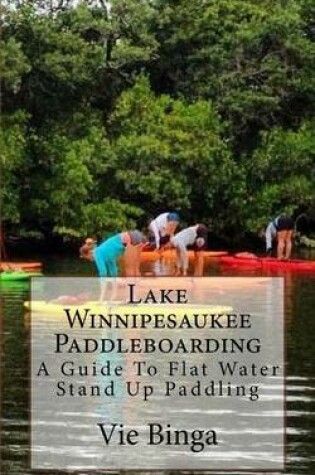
[24,300,233,316]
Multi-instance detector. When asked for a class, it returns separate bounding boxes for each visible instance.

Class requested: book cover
[0,1,314,475]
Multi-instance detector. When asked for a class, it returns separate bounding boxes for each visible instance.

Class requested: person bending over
[170,224,208,276]
[265,214,294,260]
[148,212,180,250]
[80,231,146,300]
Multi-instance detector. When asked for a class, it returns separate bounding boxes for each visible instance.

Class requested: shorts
[276,216,294,232]
[193,225,208,251]
[192,241,207,252]
[149,234,170,247]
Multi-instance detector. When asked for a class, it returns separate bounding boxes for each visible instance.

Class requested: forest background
[1,0,314,247]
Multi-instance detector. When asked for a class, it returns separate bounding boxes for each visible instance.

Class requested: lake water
[1,253,314,474]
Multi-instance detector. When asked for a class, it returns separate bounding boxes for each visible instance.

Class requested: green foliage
[153,0,315,151]
[1,0,314,242]
[80,200,143,238]
[244,122,315,230]
[0,112,28,223]
[0,37,30,92]
[110,76,239,228]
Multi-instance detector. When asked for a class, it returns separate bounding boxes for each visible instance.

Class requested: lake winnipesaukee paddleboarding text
[33,280,283,459]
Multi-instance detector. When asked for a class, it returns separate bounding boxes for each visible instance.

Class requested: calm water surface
[1,253,314,474]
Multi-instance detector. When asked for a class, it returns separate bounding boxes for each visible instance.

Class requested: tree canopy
[1,0,314,241]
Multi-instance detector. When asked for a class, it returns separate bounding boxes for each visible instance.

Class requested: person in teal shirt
[94,234,126,277]
[80,230,146,277]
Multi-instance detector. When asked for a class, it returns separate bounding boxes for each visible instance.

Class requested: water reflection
[0,257,314,474]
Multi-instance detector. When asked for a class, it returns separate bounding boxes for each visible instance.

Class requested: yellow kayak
[24,301,233,316]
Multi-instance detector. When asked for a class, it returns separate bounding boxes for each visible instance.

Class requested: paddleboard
[24,300,233,316]
[0,271,43,281]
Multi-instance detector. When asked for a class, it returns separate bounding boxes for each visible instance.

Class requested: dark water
[1,254,315,474]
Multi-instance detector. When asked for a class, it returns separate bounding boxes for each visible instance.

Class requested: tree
[0,0,314,243]
[152,0,315,153]
[0,112,28,224]
[242,121,315,231]
[1,1,157,237]
[109,76,240,229]
[2,1,158,121]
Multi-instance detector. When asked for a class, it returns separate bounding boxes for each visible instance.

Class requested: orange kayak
[141,250,227,261]
[0,261,43,271]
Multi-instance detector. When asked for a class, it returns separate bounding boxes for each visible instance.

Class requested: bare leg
[124,245,142,277]
[277,231,286,259]
[135,246,142,276]
[284,231,293,260]
[182,249,189,277]
[124,245,134,277]
[194,251,204,276]
[108,279,118,302]
[174,246,182,276]
[99,278,107,302]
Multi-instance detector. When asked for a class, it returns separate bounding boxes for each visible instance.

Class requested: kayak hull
[0,261,43,271]
[220,255,315,271]
[141,250,227,261]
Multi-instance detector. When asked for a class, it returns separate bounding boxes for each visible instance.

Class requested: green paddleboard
[0,271,43,281]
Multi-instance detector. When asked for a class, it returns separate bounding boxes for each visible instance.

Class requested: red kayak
[220,253,315,272]
[0,261,43,271]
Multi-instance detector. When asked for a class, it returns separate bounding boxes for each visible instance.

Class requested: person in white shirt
[149,212,180,250]
[170,224,208,276]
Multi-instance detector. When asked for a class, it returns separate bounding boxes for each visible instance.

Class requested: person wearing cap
[170,224,208,276]
[265,214,294,260]
[148,212,180,250]
[80,230,146,278]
